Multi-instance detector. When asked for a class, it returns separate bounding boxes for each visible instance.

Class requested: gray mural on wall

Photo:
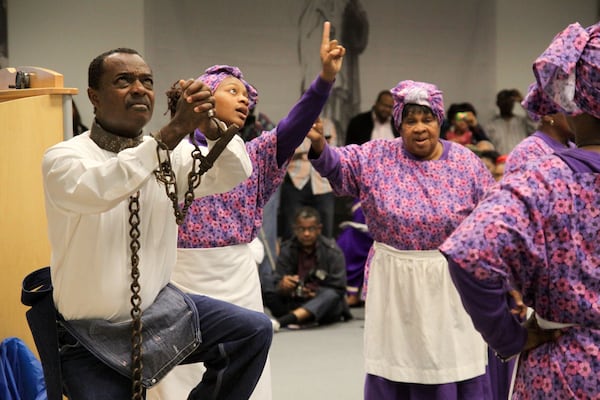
[297,0,368,144]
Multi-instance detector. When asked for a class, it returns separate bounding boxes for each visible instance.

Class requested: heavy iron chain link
[154,118,239,225]
[127,117,238,399]
[128,191,144,400]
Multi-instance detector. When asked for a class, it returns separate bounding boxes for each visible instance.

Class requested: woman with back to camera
[440,21,600,399]
[307,80,495,399]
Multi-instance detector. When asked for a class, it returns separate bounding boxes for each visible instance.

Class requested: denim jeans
[59,293,272,400]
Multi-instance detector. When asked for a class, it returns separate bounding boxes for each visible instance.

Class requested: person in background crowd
[485,88,536,155]
[266,206,349,330]
[345,90,399,145]
[443,102,490,145]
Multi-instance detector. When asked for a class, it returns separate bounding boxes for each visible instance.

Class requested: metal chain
[125,118,239,399]
[154,118,239,225]
[128,191,144,400]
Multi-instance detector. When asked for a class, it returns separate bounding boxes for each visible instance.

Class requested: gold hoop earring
[549,119,555,126]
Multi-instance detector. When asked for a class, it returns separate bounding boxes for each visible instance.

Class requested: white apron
[364,242,487,384]
[147,240,272,400]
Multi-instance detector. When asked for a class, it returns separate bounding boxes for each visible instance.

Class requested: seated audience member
[265,206,350,330]
[444,102,490,145]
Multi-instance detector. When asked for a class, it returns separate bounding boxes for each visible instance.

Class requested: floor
[269,306,366,400]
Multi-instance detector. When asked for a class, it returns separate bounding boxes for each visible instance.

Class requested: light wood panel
[0,94,67,354]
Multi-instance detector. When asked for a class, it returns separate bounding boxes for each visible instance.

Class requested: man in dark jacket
[345,90,400,145]
[265,207,349,330]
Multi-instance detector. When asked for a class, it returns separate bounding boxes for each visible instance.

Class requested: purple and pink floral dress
[440,149,600,399]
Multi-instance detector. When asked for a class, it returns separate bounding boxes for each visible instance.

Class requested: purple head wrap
[390,80,445,129]
[521,83,558,121]
[522,21,600,119]
[198,65,258,109]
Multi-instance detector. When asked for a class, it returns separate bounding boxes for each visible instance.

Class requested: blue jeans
[59,294,273,400]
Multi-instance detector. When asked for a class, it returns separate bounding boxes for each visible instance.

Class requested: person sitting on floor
[265,206,350,330]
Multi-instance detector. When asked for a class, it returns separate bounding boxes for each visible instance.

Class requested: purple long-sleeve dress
[487,130,575,400]
[505,131,575,176]
[440,148,600,399]
[311,138,495,399]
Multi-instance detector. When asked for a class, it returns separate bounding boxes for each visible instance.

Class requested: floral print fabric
[329,139,492,250]
[440,153,600,399]
[178,131,285,248]
[522,21,600,119]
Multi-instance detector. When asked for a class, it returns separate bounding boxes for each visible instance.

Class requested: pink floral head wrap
[198,65,258,109]
[522,21,600,119]
[390,80,445,129]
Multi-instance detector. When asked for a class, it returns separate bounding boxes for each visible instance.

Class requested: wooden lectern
[0,66,78,355]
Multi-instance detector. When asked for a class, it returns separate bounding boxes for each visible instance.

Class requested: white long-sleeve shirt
[43,133,252,321]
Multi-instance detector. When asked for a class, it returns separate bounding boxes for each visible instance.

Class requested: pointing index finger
[321,21,331,46]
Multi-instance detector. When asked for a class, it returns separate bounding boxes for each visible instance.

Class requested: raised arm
[275,21,346,166]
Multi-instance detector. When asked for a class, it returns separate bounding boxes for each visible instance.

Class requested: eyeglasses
[293,226,320,233]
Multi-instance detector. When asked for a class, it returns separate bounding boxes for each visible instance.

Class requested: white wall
[5,0,597,135]
[6,0,144,128]
[493,0,597,118]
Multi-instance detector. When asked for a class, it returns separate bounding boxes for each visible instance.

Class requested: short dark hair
[294,206,321,224]
[375,90,392,103]
[88,47,141,90]
[496,89,519,102]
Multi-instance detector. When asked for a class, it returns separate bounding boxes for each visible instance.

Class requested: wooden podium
[0,66,78,354]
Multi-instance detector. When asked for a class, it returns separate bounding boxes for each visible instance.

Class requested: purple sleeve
[445,257,528,358]
[275,76,334,167]
[308,143,342,184]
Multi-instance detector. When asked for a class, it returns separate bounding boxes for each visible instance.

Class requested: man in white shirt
[485,89,536,154]
[38,48,272,399]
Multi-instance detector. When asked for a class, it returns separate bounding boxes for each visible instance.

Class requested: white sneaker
[270,319,280,333]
